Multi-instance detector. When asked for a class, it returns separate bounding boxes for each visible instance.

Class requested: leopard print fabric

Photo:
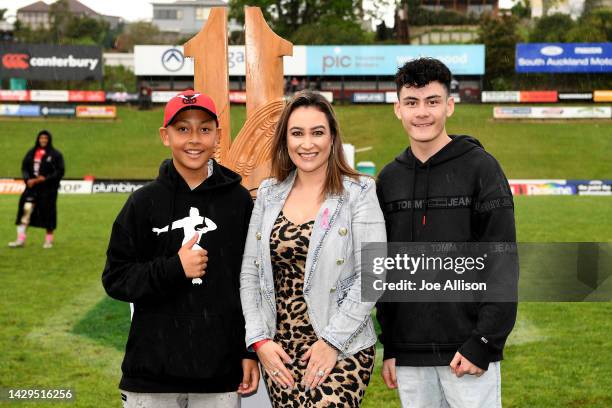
[262,212,375,407]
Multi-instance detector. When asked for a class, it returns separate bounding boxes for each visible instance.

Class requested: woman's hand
[256,341,295,389]
[300,339,338,390]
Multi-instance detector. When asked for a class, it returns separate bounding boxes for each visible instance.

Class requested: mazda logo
[162,48,185,72]
[2,53,29,69]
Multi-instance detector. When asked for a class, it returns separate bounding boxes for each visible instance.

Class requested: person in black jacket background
[9,130,64,249]
[102,91,258,407]
[376,58,517,408]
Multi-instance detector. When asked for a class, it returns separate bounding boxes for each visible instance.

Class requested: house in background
[151,0,240,36]
[418,0,499,16]
[16,0,122,30]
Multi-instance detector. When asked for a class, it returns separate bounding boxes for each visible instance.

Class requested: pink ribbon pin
[321,208,330,230]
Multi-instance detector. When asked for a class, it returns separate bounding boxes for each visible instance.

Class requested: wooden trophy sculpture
[184,7,293,195]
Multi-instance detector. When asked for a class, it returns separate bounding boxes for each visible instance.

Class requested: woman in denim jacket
[240,91,386,407]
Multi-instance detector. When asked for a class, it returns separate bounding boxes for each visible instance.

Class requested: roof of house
[17,1,49,13]
[151,0,227,7]
[17,0,120,19]
[64,0,99,15]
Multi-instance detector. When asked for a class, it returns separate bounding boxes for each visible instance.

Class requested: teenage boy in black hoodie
[376,59,517,407]
[102,91,259,407]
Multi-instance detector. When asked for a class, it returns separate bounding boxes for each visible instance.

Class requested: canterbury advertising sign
[0,44,102,81]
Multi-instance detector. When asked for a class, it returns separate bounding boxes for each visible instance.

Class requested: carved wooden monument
[184,7,293,193]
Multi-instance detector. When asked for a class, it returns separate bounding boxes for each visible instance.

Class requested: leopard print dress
[262,212,375,408]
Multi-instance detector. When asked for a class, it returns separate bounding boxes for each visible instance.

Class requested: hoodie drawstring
[423,163,430,227]
[410,165,417,241]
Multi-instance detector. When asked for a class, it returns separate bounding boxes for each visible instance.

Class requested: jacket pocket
[122,312,242,380]
[336,274,357,305]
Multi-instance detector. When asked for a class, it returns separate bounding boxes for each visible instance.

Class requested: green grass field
[0,105,610,407]
[1,105,610,179]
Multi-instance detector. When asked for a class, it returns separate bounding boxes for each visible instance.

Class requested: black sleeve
[21,152,33,180]
[240,191,258,360]
[375,176,395,360]
[459,154,517,370]
[44,151,65,184]
[101,196,186,303]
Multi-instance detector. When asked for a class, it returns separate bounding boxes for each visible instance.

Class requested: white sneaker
[8,240,25,248]
[43,241,53,249]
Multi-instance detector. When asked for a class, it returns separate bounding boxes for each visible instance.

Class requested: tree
[229,0,373,44]
[64,15,110,45]
[49,0,72,43]
[114,22,162,52]
[511,0,531,19]
[0,8,7,21]
[13,20,51,44]
[567,8,611,42]
[529,13,574,42]
[291,15,373,44]
[478,15,521,90]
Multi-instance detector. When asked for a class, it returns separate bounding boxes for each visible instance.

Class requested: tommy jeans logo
[2,53,29,69]
[385,196,474,213]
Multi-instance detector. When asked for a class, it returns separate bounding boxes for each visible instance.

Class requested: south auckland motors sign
[0,44,102,81]
[516,43,612,73]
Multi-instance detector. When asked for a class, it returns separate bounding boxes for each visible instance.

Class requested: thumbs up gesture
[178,233,208,279]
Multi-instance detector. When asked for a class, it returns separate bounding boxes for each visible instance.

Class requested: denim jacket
[240,171,387,358]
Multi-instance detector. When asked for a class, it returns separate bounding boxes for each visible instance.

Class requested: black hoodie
[102,159,254,393]
[376,135,517,370]
[16,131,64,229]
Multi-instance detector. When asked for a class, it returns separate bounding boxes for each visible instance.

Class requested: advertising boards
[40,105,76,117]
[494,106,611,119]
[519,91,557,103]
[0,104,40,117]
[482,91,521,103]
[352,92,386,103]
[593,90,612,102]
[76,105,117,118]
[0,90,29,101]
[558,92,592,101]
[516,43,612,73]
[135,45,484,76]
[0,44,103,80]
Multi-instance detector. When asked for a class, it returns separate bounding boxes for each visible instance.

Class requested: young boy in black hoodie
[102,91,259,407]
[376,59,517,407]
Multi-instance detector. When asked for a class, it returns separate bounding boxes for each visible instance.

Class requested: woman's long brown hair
[270,91,360,196]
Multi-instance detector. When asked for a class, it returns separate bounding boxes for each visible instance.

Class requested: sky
[0,0,516,25]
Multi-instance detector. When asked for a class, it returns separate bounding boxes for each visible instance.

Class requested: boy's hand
[450,352,485,377]
[382,358,398,389]
[237,359,260,395]
[178,233,208,279]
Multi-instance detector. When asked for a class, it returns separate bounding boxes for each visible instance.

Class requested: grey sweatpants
[396,362,502,408]
[120,390,240,408]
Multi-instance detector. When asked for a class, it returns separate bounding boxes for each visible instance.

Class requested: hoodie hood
[156,158,242,193]
[34,129,54,150]
[395,135,483,168]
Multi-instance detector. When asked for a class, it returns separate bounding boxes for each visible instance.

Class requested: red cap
[163,90,218,127]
